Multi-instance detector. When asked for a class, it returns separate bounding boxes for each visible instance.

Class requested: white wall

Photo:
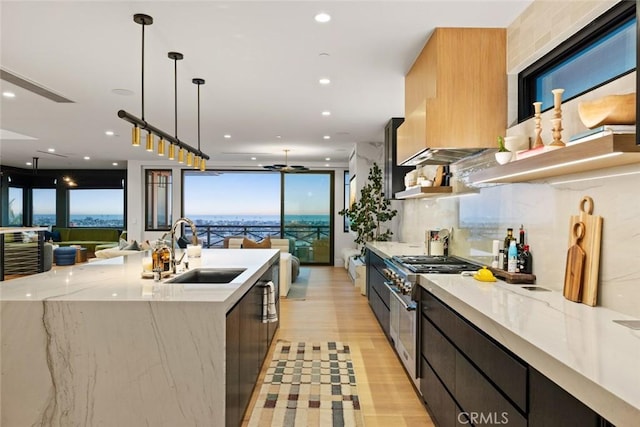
[397,0,640,317]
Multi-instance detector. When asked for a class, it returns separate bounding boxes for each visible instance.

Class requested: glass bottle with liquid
[503,228,514,270]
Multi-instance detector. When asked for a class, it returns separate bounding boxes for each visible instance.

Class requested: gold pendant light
[132,126,140,147]
[157,138,165,156]
[199,159,206,171]
[145,132,154,151]
[118,14,210,166]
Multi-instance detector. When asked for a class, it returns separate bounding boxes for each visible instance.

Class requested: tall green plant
[339,163,397,256]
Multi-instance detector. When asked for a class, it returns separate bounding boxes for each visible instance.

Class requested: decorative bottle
[507,240,518,273]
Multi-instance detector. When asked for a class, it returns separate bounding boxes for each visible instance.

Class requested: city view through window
[183,171,332,263]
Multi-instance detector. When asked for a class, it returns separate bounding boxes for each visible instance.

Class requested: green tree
[339,163,397,257]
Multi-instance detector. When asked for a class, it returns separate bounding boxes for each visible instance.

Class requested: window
[7,187,24,226]
[518,1,636,121]
[69,189,124,227]
[282,171,334,264]
[183,171,281,247]
[145,170,172,231]
[32,188,56,226]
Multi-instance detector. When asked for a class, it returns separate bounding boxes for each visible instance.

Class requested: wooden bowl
[578,93,636,129]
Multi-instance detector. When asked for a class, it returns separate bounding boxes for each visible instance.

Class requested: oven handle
[384,282,416,311]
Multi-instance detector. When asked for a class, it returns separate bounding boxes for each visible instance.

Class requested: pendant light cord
[197,83,201,151]
[174,58,178,138]
[141,20,146,121]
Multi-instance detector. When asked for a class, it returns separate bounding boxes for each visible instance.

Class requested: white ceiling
[0,0,532,171]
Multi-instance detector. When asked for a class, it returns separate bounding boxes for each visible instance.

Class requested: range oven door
[385,283,418,387]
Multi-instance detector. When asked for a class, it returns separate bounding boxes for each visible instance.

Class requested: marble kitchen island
[0,248,280,427]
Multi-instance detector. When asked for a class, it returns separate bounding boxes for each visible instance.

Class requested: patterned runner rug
[247,341,365,427]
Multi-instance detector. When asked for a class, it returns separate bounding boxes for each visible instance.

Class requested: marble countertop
[366,241,427,257]
[0,249,280,311]
[368,241,639,426]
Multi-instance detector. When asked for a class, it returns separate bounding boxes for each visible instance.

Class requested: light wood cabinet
[397,28,507,165]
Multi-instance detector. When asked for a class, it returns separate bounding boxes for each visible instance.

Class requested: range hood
[400,147,486,166]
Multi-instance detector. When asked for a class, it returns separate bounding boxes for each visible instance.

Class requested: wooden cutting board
[567,196,603,306]
[563,222,585,302]
[433,166,444,186]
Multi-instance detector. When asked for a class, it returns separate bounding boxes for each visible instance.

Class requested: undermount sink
[166,268,246,284]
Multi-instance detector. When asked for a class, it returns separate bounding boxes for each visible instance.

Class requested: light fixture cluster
[117,13,209,172]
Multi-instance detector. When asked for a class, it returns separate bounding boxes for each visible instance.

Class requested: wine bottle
[503,228,513,270]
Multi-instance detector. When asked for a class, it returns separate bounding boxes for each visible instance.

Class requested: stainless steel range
[381,254,479,390]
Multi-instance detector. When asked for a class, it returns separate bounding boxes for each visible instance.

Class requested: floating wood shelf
[394,186,452,199]
[469,133,640,184]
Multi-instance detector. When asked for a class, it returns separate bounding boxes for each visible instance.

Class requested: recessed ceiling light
[2,91,16,98]
[319,52,330,57]
[276,135,282,139]
[112,162,119,166]
[319,78,331,85]
[105,130,115,136]
[47,148,55,152]
[251,157,257,161]
[321,111,331,116]
[26,161,32,166]
[223,134,231,139]
[325,157,331,161]
[325,163,330,167]
[323,135,331,140]
[314,12,331,23]
[112,88,134,96]
[83,156,90,160]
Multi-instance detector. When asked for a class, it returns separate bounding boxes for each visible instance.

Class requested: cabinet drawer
[529,368,602,427]
[421,356,467,427]
[422,290,527,412]
[421,314,455,392]
[455,351,527,427]
[369,267,390,309]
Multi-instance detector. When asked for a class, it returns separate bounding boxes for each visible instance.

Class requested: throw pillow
[118,238,128,250]
[51,230,61,242]
[123,240,141,251]
[242,236,272,249]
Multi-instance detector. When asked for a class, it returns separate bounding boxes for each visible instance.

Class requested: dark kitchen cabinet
[418,286,613,427]
[384,117,413,199]
[421,288,526,425]
[529,367,603,427]
[366,249,391,339]
[225,263,279,427]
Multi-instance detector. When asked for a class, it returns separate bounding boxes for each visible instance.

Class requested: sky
[184,171,331,216]
[26,171,332,217]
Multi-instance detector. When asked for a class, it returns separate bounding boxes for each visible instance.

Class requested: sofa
[50,227,121,256]
[227,237,299,298]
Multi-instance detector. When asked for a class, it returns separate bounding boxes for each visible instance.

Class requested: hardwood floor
[242,266,434,426]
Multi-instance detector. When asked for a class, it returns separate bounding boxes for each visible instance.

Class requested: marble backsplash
[397,162,640,318]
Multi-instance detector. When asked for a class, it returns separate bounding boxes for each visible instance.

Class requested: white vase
[495,151,513,165]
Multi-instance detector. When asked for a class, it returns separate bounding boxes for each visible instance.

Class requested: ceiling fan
[263,149,309,172]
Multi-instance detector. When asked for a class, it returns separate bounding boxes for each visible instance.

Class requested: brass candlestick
[533,101,544,148]
[549,88,566,147]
